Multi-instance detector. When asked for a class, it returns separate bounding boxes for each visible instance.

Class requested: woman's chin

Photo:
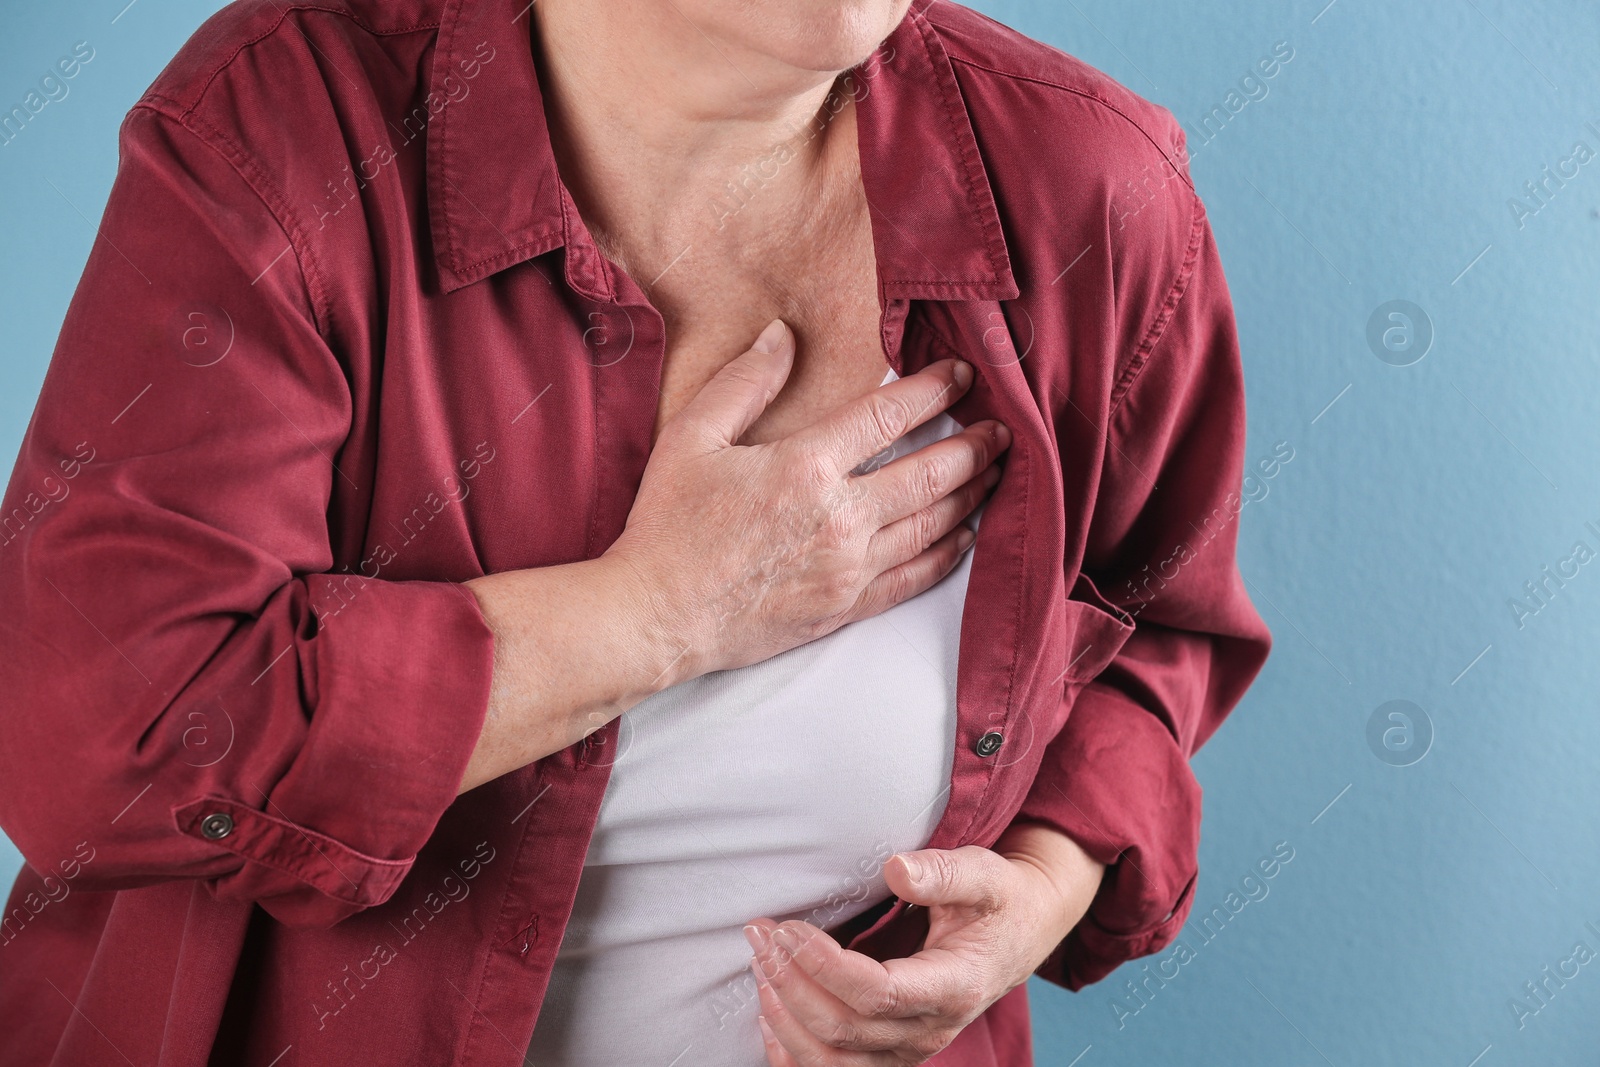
[702,0,912,74]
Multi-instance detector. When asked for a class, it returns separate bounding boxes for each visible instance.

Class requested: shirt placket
[886,301,1035,838]
[843,299,1046,958]
[460,222,671,1063]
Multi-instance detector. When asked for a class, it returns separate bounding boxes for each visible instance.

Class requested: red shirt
[0,0,1271,1063]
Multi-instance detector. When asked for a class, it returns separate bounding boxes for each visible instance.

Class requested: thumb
[672,318,794,449]
[885,846,1000,908]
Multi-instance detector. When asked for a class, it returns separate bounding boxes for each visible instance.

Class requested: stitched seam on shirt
[917,313,974,371]
[920,324,1027,843]
[944,55,1196,197]
[153,6,440,122]
[428,0,553,280]
[970,395,1029,842]
[907,8,1006,286]
[462,790,540,1062]
[433,0,464,273]
[139,8,451,296]
[585,367,603,561]
[934,49,1210,414]
[886,278,1012,289]
[133,99,333,340]
[425,4,551,281]
[177,800,409,905]
[558,184,616,301]
[452,231,564,280]
[1107,190,1206,418]
[226,838,399,906]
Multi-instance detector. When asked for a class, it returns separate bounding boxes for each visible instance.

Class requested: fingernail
[956,527,975,550]
[983,465,1001,488]
[751,954,776,987]
[758,1015,777,1045]
[952,360,973,388]
[993,423,1012,449]
[753,318,788,354]
[898,854,924,885]
[770,925,801,955]
[743,923,770,952]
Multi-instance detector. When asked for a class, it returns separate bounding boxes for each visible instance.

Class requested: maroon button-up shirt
[0,0,1271,1063]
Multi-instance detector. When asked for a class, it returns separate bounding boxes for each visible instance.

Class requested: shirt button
[199,813,234,840]
[974,732,1004,758]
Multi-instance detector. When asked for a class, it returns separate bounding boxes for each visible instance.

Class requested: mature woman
[0,0,1271,1063]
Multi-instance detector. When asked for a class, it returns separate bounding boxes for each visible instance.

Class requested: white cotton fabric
[526,366,983,1066]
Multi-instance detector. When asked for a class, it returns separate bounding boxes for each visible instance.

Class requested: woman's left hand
[742,824,1106,1065]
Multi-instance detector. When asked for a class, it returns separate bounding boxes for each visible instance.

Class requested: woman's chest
[340,281,1129,964]
[644,207,888,448]
[527,391,985,1063]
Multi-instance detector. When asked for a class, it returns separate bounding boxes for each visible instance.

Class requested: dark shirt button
[974,731,1004,758]
[199,813,234,840]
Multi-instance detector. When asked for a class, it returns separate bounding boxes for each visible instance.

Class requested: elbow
[0,787,115,909]
[0,716,221,897]
[0,765,160,896]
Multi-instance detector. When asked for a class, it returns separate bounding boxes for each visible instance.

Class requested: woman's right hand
[606,318,1012,684]
[457,318,1011,791]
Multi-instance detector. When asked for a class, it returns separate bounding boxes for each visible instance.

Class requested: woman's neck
[529,0,873,273]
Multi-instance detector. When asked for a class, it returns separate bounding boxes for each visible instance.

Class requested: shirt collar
[426,0,1017,302]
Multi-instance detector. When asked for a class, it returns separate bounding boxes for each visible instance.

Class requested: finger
[865,463,997,574]
[885,846,1009,911]
[765,919,972,1024]
[755,924,920,1049]
[876,949,988,1022]
[753,958,893,1067]
[854,420,1011,528]
[670,319,795,450]
[839,523,973,627]
[757,1013,802,1067]
[789,358,974,476]
[764,920,935,1024]
[843,526,972,627]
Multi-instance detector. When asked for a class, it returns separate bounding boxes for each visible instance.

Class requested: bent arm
[0,104,675,928]
[1014,198,1274,990]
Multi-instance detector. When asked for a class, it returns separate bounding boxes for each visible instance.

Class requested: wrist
[996,822,1106,946]
[597,545,703,693]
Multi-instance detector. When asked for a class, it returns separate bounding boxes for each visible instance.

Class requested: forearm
[457,553,690,794]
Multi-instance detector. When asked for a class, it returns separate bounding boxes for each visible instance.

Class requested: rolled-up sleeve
[0,104,495,927]
[1016,197,1274,990]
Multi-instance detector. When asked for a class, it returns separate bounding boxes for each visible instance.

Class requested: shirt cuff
[1010,679,1202,991]
[169,576,495,927]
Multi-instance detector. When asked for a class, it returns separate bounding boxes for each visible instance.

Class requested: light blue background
[4,2,1599,1065]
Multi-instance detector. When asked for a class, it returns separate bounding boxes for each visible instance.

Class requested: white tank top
[527,367,982,1066]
